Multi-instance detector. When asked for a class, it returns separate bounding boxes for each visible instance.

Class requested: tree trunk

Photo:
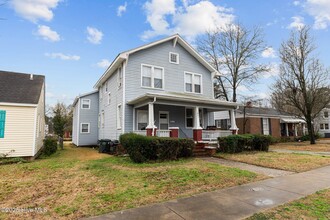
[58,136,64,150]
[306,118,316,144]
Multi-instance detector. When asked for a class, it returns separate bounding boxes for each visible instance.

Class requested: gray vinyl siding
[72,101,78,145]
[77,92,99,146]
[98,66,124,140]
[124,41,214,132]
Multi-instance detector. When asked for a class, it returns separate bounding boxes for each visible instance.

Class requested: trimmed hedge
[297,133,321,142]
[119,133,194,163]
[218,134,272,153]
[42,137,58,156]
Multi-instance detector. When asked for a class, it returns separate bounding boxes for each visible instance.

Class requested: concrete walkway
[271,148,330,156]
[201,157,294,177]
[85,165,330,220]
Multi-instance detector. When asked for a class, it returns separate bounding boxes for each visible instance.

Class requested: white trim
[133,107,136,131]
[81,99,91,109]
[184,71,203,94]
[107,92,111,105]
[122,61,126,133]
[169,52,179,64]
[77,99,80,146]
[80,123,90,134]
[141,63,165,90]
[0,102,37,107]
[32,108,37,156]
[159,111,169,130]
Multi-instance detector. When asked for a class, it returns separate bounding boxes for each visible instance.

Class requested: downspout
[152,97,157,136]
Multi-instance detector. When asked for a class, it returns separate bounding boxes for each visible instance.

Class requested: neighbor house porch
[127,92,239,142]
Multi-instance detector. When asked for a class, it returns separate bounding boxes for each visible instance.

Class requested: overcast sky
[0,0,329,106]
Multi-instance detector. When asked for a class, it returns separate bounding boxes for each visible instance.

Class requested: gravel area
[202,157,295,177]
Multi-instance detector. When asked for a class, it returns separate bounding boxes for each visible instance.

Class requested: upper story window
[185,72,202,94]
[81,99,90,109]
[169,52,179,64]
[141,64,164,89]
[108,92,111,105]
[117,67,122,89]
[324,111,329,118]
[105,81,108,92]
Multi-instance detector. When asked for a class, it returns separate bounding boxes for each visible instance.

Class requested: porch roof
[280,118,306,124]
[127,92,239,109]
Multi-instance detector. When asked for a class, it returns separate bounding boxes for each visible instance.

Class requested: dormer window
[169,52,179,64]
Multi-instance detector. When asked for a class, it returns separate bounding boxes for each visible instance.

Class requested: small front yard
[248,189,330,220]
[271,139,330,152]
[216,151,330,172]
[0,142,265,220]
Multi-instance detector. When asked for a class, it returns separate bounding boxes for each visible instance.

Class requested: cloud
[45,53,80,61]
[10,0,61,23]
[305,0,330,29]
[97,59,111,68]
[36,25,60,42]
[293,1,301,6]
[86,26,103,44]
[262,47,276,58]
[117,2,127,17]
[287,16,305,30]
[142,0,234,41]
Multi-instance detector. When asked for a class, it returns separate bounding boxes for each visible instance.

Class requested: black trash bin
[98,139,111,153]
[109,140,119,154]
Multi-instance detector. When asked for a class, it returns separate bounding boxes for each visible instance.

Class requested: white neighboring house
[0,71,45,158]
[315,108,330,138]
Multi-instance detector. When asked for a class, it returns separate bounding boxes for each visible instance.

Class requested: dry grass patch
[271,141,330,152]
[216,152,330,172]
[0,143,265,220]
[247,189,330,220]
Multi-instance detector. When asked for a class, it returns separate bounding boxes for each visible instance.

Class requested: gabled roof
[94,34,218,88]
[0,70,45,105]
[237,106,293,117]
[72,90,98,107]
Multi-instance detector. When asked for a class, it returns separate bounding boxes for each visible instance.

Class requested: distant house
[72,91,99,146]
[315,107,330,138]
[73,34,239,145]
[214,105,306,138]
[0,71,45,158]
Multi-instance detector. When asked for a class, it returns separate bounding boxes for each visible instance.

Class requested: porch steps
[193,142,209,157]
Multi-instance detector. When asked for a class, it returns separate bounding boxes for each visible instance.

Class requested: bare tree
[197,23,270,102]
[271,27,330,144]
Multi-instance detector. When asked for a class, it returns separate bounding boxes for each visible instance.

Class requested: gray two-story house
[73,34,239,146]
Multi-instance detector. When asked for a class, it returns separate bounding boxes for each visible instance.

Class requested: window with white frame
[169,52,179,64]
[81,123,90,133]
[141,64,164,89]
[98,113,101,128]
[101,111,104,128]
[117,104,122,129]
[185,72,201,93]
[108,93,111,105]
[262,118,270,135]
[324,111,329,118]
[215,119,231,129]
[320,123,329,130]
[117,67,122,89]
[81,99,90,109]
[137,110,148,130]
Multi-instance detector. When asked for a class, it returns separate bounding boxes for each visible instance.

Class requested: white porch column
[193,106,202,129]
[286,123,289,136]
[294,124,298,136]
[302,123,306,135]
[146,102,155,129]
[229,109,238,133]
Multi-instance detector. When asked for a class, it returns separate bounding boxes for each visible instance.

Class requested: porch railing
[202,130,232,141]
[156,130,171,137]
[133,130,146,136]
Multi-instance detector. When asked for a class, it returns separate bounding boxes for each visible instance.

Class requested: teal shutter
[0,110,6,138]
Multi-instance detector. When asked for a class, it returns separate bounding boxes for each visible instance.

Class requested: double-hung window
[117,67,122,89]
[262,118,270,135]
[185,72,202,94]
[141,64,164,89]
[81,99,90,109]
[81,123,90,133]
[117,104,122,129]
[324,111,329,118]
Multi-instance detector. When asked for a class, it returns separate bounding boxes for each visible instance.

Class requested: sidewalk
[85,165,330,220]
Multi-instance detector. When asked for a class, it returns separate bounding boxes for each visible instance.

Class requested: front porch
[128,92,239,142]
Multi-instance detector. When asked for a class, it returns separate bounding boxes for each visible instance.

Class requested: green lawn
[216,151,330,172]
[248,189,330,220]
[0,143,264,219]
